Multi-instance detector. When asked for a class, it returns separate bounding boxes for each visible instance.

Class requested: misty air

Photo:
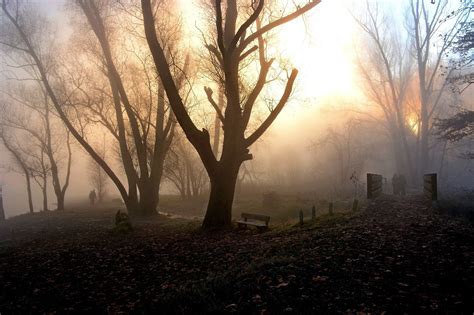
[0,0,473,313]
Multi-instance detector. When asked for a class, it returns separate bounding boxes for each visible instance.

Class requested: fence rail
[367,173,383,199]
[423,173,438,201]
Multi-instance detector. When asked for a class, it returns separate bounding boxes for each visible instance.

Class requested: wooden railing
[367,173,383,199]
[423,173,438,201]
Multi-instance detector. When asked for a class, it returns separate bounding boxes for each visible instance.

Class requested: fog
[1,1,474,312]
[0,0,473,219]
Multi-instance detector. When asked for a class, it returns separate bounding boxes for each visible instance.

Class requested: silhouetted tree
[435,110,474,158]
[0,86,72,211]
[0,128,34,213]
[0,1,188,216]
[142,0,322,229]
[354,2,415,180]
[88,135,109,203]
[408,0,467,175]
[446,0,473,92]
[314,119,374,198]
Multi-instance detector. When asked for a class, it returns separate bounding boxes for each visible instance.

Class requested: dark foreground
[0,196,473,314]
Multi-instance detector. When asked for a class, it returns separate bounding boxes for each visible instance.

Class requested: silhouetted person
[399,174,407,196]
[89,189,97,206]
[392,174,399,195]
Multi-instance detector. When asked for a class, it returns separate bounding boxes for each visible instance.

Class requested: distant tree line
[0,0,322,229]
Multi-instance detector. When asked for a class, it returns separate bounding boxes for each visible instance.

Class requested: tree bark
[137,182,159,216]
[202,163,240,229]
[56,193,65,212]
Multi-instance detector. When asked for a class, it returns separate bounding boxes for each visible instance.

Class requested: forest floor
[0,195,473,314]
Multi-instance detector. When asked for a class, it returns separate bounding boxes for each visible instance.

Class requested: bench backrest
[241,212,270,225]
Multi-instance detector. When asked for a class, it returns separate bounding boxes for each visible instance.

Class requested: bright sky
[39,0,379,107]
[180,0,359,99]
[277,0,358,97]
[176,0,370,131]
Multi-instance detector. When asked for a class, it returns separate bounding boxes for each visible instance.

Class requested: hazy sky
[1,0,467,217]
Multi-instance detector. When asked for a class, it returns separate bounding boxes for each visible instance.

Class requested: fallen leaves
[312,275,329,283]
[0,195,473,313]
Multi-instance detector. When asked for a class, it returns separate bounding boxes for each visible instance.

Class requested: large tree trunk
[141,0,310,230]
[202,163,240,229]
[133,157,166,217]
[124,196,139,216]
[136,180,160,217]
[56,193,65,212]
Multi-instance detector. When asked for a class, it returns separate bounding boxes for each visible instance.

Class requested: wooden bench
[237,213,270,231]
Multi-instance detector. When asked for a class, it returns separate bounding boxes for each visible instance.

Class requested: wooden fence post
[328,202,333,216]
[367,173,383,199]
[299,210,304,226]
[311,205,316,221]
[423,173,438,201]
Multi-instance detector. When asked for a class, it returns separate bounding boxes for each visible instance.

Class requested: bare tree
[0,85,72,211]
[0,1,186,216]
[0,107,52,212]
[29,146,51,211]
[445,0,474,93]
[66,0,193,216]
[314,119,374,198]
[408,0,467,175]
[354,2,415,180]
[142,0,322,229]
[435,109,474,159]
[88,134,109,203]
[0,127,34,213]
[165,135,208,199]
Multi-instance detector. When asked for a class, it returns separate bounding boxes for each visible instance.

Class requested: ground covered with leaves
[0,196,473,314]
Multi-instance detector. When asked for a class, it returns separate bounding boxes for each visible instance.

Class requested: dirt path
[0,196,472,313]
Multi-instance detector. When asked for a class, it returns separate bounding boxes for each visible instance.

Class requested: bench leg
[237,223,245,229]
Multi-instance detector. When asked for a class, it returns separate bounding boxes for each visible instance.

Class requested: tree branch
[214,0,226,55]
[141,0,218,173]
[239,0,321,53]
[204,86,225,123]
[228,0,264,53]
[245,69,298,146]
